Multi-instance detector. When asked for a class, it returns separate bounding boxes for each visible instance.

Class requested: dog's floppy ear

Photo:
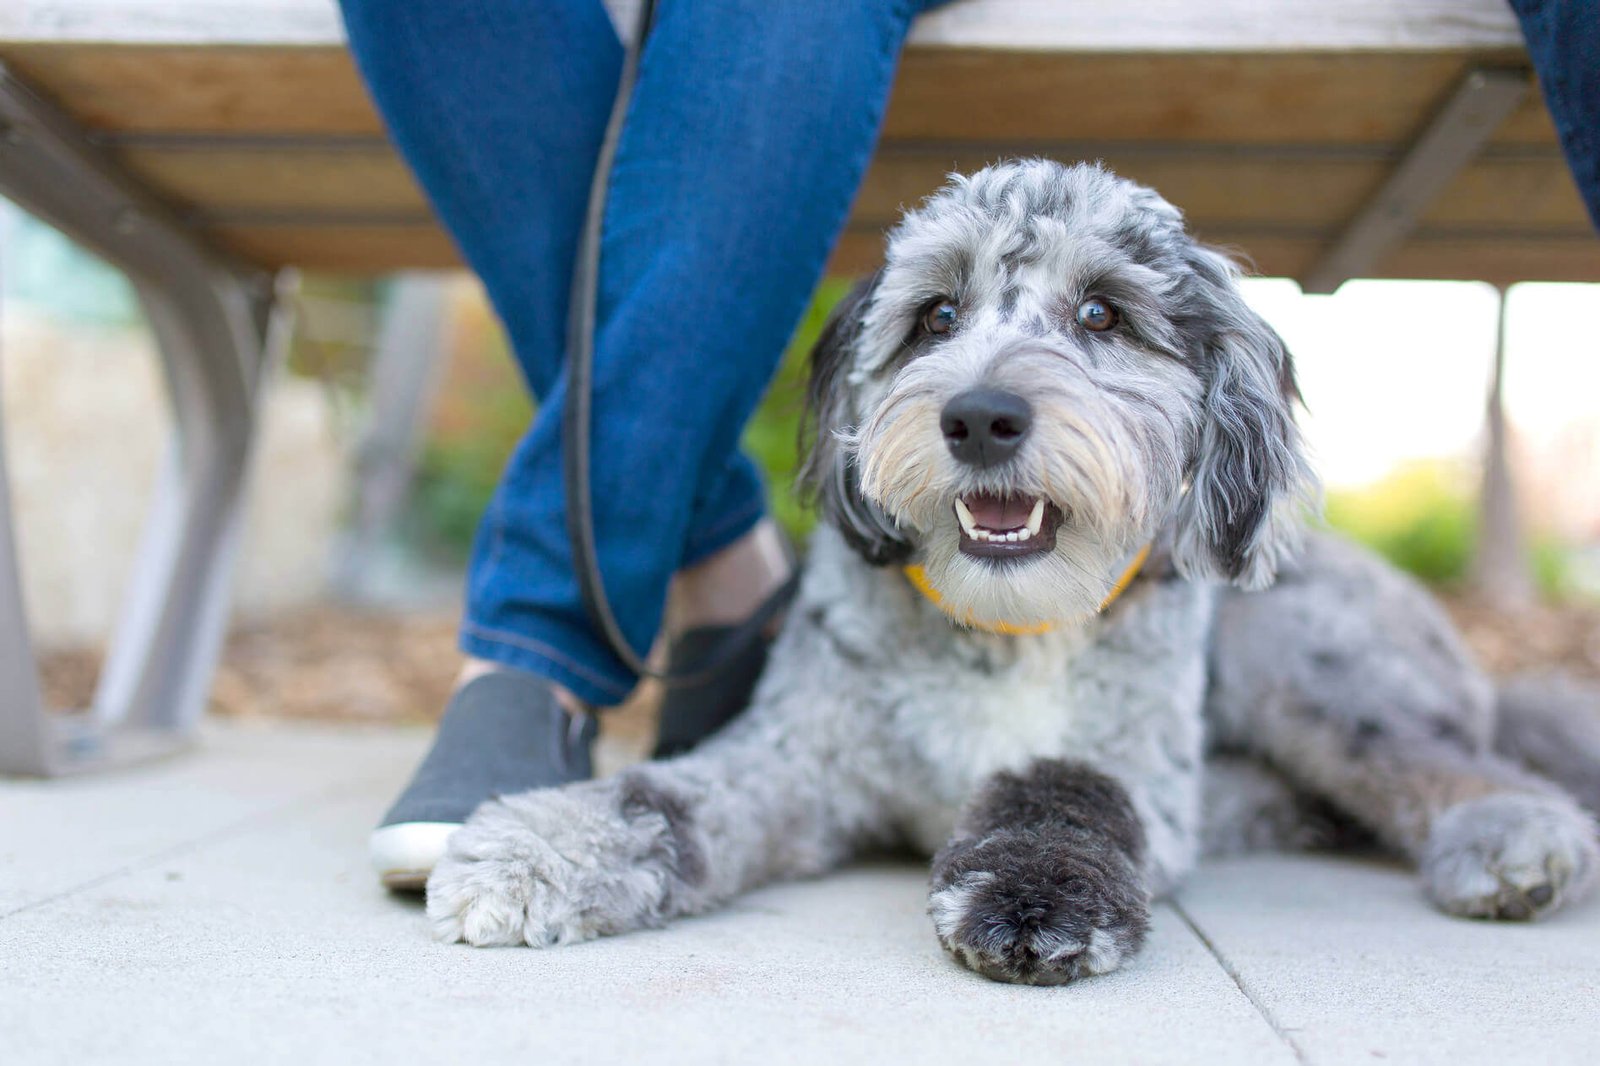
[1169,245,1316,589]
[798,272,914,567]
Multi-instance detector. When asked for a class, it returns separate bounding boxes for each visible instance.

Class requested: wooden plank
[193,216,1600,284]
[208,223,458,272]
[827,228,1600,288]
[0,44,381,134]
[838,228,1331,282]
[880,51,1530,145]
[104,138,1589,241]
[856,153,1383,229]
[856,151,1591,234]
[116,145,427,213]
[2,44,1547,148]
[1301,66,1532,294]
[1377,236,1600,285]
[1490,91,1567,147]
[117,145,1389,229]
[2,28,1586,282]
[1425,158,1595,231]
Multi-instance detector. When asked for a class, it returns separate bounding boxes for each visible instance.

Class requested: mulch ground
[39,604,660,748]
[39,595,1600,730]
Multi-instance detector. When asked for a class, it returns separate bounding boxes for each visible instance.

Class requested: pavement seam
[1170,898,1310,1065]
[0,774,383,924]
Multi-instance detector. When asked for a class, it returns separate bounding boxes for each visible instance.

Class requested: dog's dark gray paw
[928,832,1149,984]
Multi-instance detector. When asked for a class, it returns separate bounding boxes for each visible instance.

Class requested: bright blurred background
[4,196,1598,726]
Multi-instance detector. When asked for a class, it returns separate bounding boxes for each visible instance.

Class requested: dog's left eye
[1076,296,1120,332]
[922,299,959,336]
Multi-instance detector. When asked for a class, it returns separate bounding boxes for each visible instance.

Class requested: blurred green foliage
[1324,461,1572,599]
[1324,463,1479,586]
[741,277,853,542]
[408,386,535,559]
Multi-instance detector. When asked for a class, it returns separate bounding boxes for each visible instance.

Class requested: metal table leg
[0,64,293,776]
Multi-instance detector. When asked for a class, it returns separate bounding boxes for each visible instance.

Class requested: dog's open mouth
[954,493,1064,559]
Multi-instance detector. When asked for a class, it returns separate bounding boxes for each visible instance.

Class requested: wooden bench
[2,0,1595,774]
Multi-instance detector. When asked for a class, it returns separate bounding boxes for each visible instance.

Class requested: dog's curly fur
[426,161,1600,983]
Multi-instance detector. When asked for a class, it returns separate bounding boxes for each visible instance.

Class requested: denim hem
[679,498,767,570]
[459,620,635,707]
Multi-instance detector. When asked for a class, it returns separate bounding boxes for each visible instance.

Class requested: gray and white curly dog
[427,160,1600,984]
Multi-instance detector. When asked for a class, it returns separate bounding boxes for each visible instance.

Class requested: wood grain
[209,223,459,272]
[880,51,1534,145]
[828,228,1600,288]
[0,44,382,134]
[3,44,1547,146]
[117,145,428,213]
[3,35,1589,282]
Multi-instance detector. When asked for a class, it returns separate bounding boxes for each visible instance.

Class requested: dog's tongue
[964,492,1034,531]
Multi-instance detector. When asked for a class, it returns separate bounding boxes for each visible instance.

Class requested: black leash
[562,0,798,687]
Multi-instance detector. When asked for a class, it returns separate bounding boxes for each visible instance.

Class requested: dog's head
[801,160,1315,628]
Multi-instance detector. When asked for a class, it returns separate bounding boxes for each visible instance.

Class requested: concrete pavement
[2,721,1596,1065]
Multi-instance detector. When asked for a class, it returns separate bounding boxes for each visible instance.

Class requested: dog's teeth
[1026,499,1045,535]
[1016,527,1031,541]
[955,498,978,536]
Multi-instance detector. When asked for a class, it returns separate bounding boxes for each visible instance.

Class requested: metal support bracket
[329,273,451,602]
[0,63,293,776]
[1301,67,1530,294]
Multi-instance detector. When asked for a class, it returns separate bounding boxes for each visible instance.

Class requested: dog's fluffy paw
[1421,793,1599,921]
[928,835,1149,985]
[425,773,704,947]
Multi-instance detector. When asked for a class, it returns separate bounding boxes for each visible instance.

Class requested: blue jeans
[340,1,942,704]
[1513,0,1600,230]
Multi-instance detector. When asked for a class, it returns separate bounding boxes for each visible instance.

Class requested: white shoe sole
[370,822,460,891]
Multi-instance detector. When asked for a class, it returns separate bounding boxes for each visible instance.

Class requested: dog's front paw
[928,833,1150,985]
[425,772,706,947]
[1421,793,1599,921]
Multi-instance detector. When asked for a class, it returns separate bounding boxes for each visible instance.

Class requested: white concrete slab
[0,721,421,916]
[3,721,1597,1065]
[1175,853,1600,1065]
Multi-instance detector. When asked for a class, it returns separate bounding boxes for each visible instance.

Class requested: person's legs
[339,1,787,696]
[461,0,941,703]
[343,0,943,884]
[1511,0,1600,230]
[338,0,627,886]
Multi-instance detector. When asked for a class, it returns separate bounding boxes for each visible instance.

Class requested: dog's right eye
[921,299,959,336]
[1076,296,1120,333]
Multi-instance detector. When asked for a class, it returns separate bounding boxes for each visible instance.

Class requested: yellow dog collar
[902,544,1151,636]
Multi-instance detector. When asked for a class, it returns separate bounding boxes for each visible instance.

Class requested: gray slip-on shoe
[652,623,773,759]
[370,670,597,891]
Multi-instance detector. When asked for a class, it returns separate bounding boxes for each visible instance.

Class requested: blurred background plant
[1323,460,1573,600]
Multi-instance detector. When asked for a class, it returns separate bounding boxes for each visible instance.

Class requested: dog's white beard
[854,389,1184,627]
[917,518,1139,627]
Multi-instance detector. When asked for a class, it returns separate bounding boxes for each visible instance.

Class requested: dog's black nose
[940,388,1032,468]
